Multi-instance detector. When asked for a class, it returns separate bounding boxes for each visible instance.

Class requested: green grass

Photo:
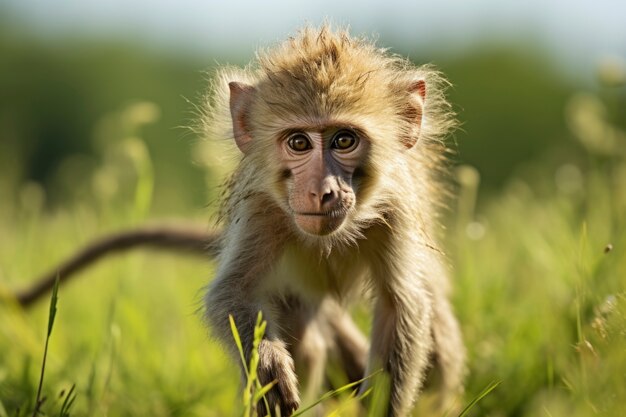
[451,157,626,416]
[0,90,625,416]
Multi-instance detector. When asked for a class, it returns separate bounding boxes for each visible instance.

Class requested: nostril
[320,190,338,208]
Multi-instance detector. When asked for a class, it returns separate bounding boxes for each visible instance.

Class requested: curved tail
[11,226,220,308]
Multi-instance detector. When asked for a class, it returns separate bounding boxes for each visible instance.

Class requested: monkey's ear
[402,79,426,149]
[229,81,256,154]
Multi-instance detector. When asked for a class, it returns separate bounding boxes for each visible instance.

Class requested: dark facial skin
[278,127,369,236]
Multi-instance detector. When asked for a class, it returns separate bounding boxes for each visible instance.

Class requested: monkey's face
[277,127,369,236]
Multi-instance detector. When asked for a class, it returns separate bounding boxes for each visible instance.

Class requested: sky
[2,0,626,72]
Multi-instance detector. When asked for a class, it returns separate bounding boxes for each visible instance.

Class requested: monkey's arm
[369,283,433,416]
[10,226,220,308]
[204,216,300,416]
[363,237,435,417]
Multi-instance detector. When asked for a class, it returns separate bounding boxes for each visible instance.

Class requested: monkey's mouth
[292,207,350,236]
[295,209,346,218]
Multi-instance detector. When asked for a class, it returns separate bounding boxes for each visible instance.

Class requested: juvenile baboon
[203,26,464,416]
[10,25,465,417]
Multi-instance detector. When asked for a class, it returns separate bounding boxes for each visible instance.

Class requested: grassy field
[0,89,624,416]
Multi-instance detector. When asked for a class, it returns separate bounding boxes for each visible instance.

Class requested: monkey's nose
[309,183,340,212]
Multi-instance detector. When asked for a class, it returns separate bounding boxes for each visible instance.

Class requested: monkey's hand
[255,339,300,417]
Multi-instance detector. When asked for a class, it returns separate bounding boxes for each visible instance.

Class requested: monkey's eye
[331,131,358,151]
[287,134,312,152]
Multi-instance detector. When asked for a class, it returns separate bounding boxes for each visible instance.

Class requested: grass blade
[59,384,76,417]
[229,314,249,375]
[367,371,390,417]
[47,275,59,337]
[252,381,278,403]
[291,370,382,417]
[32,275,60,417]
[457,380,501,417]
[0,399,8,417]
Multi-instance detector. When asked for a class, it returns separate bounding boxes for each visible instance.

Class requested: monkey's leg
[322,299,368,384]
[277,297,368,413]
[364,274,434,417]
[294,321,327,408]
[275,296,328,408]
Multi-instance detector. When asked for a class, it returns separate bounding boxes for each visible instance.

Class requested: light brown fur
[203,25,465,416]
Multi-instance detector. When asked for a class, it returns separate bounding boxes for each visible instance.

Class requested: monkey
[6,25,465,417]
[202,26,465,416]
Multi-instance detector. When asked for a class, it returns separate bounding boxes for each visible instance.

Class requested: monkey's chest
[262,244,368,300]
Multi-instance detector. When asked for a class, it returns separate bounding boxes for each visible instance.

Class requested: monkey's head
[230,80,377,236]
[210,26,452,239]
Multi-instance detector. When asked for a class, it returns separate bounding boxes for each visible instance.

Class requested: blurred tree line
[1,15,624,213]
[0,21,213,213]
